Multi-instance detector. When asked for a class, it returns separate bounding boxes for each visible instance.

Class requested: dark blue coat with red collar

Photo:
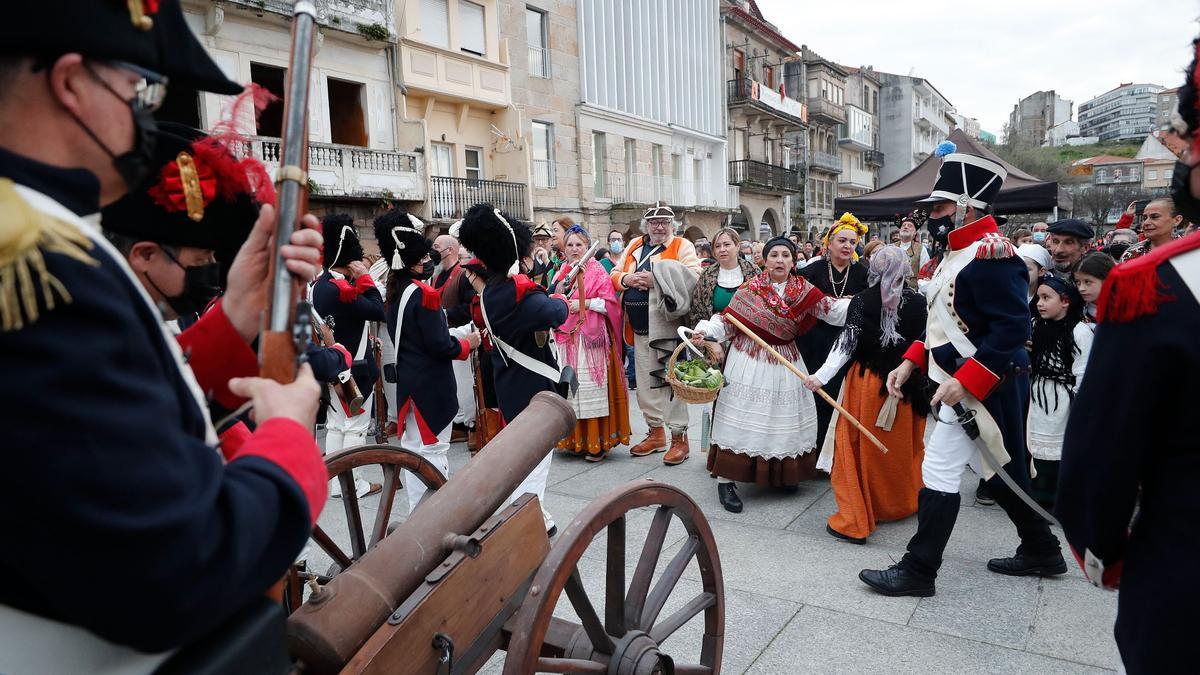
[387,277,471,442]
[0,149,326,653]
[1056,235,1200,675]
[311,270,385,397]
[478,274,569,423]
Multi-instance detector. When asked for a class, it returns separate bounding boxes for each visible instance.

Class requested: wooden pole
[723,313,890,454]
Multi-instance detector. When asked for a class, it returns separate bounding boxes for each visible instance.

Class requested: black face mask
[927,215,954,247]
[1171,160,1200,225]
[67,68,160,190]
[145,248,222,317]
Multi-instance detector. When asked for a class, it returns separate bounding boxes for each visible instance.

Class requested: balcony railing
[807,98,846,125]
[227,0,394,36]
[430,175,529,220]
[532,159,556,189]
[864,149,885,167]
[236,136,421,200]
[727,79,807,125]
[728,159,802,193]
[528,46,550,78]
[809,151,843,174]
[602,172,735,208]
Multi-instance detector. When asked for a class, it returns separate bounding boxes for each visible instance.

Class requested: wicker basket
[667,340,723,404]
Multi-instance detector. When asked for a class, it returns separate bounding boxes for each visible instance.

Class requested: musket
[559,240,603,294]
[260,0,318,384]
[310,309,365,416]
[372,328,388,444]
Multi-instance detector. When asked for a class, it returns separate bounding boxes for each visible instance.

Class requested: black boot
[861,488,960,597]
[986,474,1066,576]
[717,482,743,513]
[975,478,995,505]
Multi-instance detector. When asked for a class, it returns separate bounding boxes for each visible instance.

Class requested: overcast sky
[756,0,1200,136]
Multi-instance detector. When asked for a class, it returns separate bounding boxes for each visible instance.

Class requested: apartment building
[1078,83,1164,142]
[800,46,847,231]
[836,65,883,201]
[1007,90,1072,147]
[878,72,955,186]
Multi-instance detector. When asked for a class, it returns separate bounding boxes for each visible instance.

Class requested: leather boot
[988,471,1063,561]
[717,482,742,513]
[987,552,1068,577]
[861,488,959,597]
[663,433,690,465]
[630,427,668,456]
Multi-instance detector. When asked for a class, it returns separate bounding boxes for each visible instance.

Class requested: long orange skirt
[827,363,926,539]
[556,340,631,458]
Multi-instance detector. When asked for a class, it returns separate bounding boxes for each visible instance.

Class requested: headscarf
[824,212,869,262]
[762,235,796,259]
[1039,275,1084,315]
[868,245,908,346]
[1017,243,1052,271]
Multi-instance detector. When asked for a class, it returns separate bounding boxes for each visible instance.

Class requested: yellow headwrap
[823,212,869,262]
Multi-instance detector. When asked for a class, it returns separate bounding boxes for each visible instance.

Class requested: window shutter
[421,0,449,48]
[460,1,486,56]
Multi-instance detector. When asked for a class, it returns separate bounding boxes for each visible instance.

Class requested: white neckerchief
[716,265,744,287]
[771,280,788,297]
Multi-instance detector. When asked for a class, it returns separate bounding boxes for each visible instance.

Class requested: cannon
[289,392,726,674]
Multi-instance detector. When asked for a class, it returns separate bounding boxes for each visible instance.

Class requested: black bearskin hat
[457,203,532,278]
[373,208,430,272]
[322,213,363,268]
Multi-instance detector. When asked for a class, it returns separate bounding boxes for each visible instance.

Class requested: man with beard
[432,232,478,444]
[0,2,328,667]
[1045,218,1093,283]
[896,213,930,290]
[859,145,1065,598]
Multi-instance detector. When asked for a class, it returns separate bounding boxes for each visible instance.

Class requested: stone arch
[682,225,706,242]
[729,204,755,242]
[761,207,783,239]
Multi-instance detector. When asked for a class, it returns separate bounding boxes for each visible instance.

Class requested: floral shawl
[723,271,830,359]
[552,258,622,385]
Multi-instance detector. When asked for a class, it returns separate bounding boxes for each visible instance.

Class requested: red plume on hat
[147,85,276,221]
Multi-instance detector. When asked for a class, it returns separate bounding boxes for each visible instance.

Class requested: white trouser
[399,406,452,514]
[325,391,374,497]
[450,323,477,426]
[378,326,398,424]
[505,452,555,530]
[921,405,984,493]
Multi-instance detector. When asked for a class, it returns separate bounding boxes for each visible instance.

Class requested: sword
[950,402,1060,528]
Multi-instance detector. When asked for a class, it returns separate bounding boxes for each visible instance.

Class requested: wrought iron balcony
[728,159,802,194]
[528,46,551,78]
[864,149,885,167]
[809,151,843,174]
[430,176,529,220]
[727,79,807,126]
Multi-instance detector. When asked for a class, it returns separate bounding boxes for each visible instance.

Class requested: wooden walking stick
[723,313,891,454]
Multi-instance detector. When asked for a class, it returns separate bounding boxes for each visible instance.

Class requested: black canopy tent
[834,129,1072,219]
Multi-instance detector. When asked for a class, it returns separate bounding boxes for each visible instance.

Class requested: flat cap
[1047,218,1094,240]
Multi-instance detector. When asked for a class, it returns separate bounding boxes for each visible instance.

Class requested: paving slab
[907,555,1042,649]
[747,604,1111,674]
[1026,577,1121,669]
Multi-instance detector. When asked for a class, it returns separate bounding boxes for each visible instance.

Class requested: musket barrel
[288,392,575,673]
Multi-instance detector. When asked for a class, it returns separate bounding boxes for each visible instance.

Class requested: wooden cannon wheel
[504,479,725,675]
[285,444,447,612]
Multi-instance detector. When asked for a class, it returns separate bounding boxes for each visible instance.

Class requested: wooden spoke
[640,535,699,631]
[310,524,352,569]
[535,657,607,674]
[605,516,626,636]
[648,592,716,644]
[338,473,367,559]
[369,463,402,547]
[625,506,673,631]
[671,665,714,675]
[564,568,615,655]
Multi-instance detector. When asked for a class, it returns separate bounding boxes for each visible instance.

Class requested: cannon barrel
[288,392,575,672]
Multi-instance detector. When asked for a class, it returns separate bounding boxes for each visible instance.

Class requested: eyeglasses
[85,60,169,112]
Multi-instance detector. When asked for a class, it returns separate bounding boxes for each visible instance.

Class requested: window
[733,49,745,78]
[593,131,606,197]
[327,78,368,146]
[672,153,683,190]
[1148,169,1158,181]
[763,65,775,89]
[526,7,549,77]
[431,142,454,177]
[652,144,663,195]
[157,85,201,128]
[531,121,554,188]
[872,90,878,114]
[464,147,483,181]
[624,138,636,179]
[459,1,486,57]
[694,158,703,187]
[250,63,286,137]
[421,0,449,48]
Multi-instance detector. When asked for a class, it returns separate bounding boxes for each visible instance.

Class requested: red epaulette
[975,233,1016,260]
[413,280,442,310]
[1097,235,1200,323]
[512,273,541,303]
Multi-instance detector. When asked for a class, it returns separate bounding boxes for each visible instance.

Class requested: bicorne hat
[916,143,1007,212]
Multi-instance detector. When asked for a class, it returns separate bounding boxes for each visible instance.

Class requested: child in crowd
[1073,251,1117,322]
[1027,276,1093,508]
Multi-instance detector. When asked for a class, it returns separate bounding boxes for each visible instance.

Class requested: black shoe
[859,564,935,597]
[987,552,1067,577]
[718,482,743,513]
[826,523,866,545]
[546,525,558,538]
[975,478,995,506]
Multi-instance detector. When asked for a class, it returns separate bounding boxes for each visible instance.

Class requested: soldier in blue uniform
[859,146,1065,597]
[457,203,570,535]
[312,213,385,497]
[375,208,479,512]
[1056,41,1200,674]
[0,2,329,669]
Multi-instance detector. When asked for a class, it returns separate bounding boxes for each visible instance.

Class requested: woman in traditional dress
[690,237,849,513]
[686,227,759,330]
[550,225,631,461]
[798,212,870,446]
[804,246,932,544]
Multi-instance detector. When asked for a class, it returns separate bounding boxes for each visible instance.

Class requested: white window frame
[531,121,555,189]
[464,146,483,181]
[593,131,607,198]
[526,6,550,78]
